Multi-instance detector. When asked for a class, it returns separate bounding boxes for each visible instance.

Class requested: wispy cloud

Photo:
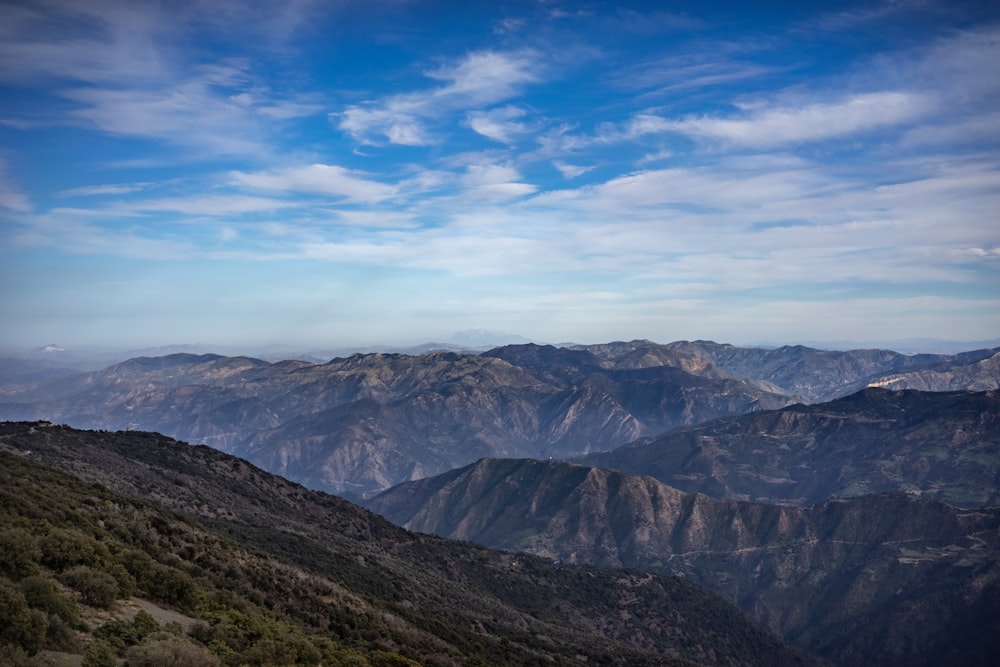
[336,49,541,145]
[466,105,531,144]
[1,3,323,158]
[231,164,398,203]
[0,0,171,86]
[59,183,151,197]
[553,161,594,178]
[63,62,308,155]
[0,159,31,212]
[672,91,933,147]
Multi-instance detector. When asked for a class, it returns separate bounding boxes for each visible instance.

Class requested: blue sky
[1,0,998,352]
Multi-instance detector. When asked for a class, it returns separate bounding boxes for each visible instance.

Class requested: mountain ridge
[577,388,1000,508]
[367,456,1000,667]
[1,340,996,499]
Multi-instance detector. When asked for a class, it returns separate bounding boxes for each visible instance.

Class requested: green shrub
[94,608,161,650]
[43,611,81,652]
[0,644,50,667]
[61,566,120,609]
[125,636,221,667]
[19,575,80,626]
[82,639,118,667]
[372,651,422,667]
[131,609,161,638]
[40,528,111,571]
[149,566,202,611]
[0,528,41,580]
[0,579,47,655]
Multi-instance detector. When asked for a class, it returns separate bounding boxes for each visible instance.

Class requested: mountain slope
[578,388,1000,508]
[367,457,1000,667]
[0,421,814,667]
[0,348,795,498]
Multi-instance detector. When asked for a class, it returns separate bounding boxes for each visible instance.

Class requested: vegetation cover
[0,422,814,666]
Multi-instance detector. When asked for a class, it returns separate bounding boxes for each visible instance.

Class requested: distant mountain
[0,347,796,498]
[0,421,814,667]
[866,350,1000,392]
[577,388,1000,508]
[658,340,1000,402]
[367,457,1000,667]
[443,328,535,348]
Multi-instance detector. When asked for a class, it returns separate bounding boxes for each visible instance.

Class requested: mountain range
[1,338,998,665]
[2,340,996,499]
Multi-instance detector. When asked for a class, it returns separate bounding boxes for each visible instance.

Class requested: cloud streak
[336,50,541,145]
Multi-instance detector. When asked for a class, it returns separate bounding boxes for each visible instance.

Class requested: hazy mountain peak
[443,329,534,348]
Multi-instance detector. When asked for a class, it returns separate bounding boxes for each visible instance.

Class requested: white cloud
[338,108,431,147]
[231,164,397,203]
[59,183,150,197]
[461,163,536,200]
[0,160,31,212]
[129,195,298,216]
[328,210,418,229]
[335,50,541,145]
[673,91,933,147]
[553,161,594,178]
[0,0,171,86]
[63,65,282,155]
[467,105,530,144]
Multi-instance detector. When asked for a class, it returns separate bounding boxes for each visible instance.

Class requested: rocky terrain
[367,457,1000,667]
[0,347,797,498]
[2,341,994,500]
[577,388,1000,507]
[0,421,814,667]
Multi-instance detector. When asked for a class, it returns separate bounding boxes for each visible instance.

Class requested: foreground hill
[0,349,795,498]
[367,457,1000,667]
[577,388,1000,508]
[0,421,814,667]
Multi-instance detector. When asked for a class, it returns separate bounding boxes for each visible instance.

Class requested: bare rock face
[367,457,1000,667]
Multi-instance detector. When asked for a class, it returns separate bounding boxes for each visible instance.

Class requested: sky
[1,0,998,353]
